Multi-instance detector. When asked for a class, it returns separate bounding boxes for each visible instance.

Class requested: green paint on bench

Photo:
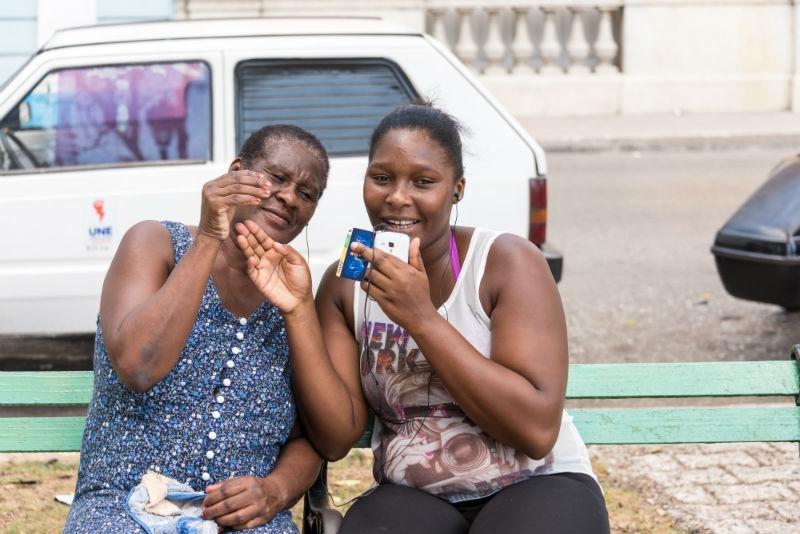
[0,416,86,452]
[570,406,800,444]
[3,362,798,406]
[0,371,93,406]
[567,361,800,398]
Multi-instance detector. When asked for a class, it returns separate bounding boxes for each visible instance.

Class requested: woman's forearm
[283,300,367,460]
[408,313,564,459]
[261,436,323,511]
[106,234,221,392]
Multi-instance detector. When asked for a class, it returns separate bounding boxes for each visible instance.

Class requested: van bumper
[540,242,563,283]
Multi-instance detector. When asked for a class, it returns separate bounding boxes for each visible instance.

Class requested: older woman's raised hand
[198,171,271,241]
[234,220,312,314]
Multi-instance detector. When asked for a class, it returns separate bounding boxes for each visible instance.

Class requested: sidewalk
[516,112,800,152]
[594,443,800,534]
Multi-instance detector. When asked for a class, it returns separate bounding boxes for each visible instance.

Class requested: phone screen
[336,228,375,281]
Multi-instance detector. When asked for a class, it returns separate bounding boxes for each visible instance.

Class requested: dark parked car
[712,154,800,310]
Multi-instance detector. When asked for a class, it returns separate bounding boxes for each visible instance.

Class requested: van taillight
[529,177,547,245]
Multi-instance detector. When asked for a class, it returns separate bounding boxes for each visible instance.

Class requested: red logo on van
[93,200,105,222]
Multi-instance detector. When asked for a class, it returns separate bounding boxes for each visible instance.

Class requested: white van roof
[42,17,419,51]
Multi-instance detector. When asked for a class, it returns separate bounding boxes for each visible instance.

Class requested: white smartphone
[374,231,410,262]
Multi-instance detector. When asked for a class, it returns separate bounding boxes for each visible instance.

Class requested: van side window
[0,61,210,172]
[236,60,416,156]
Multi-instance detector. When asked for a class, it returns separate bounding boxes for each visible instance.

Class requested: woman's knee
[469,473,609,534]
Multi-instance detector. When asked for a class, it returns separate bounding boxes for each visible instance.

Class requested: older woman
[63,125,329,533]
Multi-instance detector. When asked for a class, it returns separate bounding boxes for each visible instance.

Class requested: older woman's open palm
[234,220,312,314]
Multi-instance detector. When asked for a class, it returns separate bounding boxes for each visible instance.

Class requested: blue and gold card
[336,228,375,281]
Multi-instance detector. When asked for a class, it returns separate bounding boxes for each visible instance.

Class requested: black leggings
[339,473,610,534]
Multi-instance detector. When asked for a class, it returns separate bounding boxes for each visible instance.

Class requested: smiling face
[364,128,465,247]
[230,140,325,243]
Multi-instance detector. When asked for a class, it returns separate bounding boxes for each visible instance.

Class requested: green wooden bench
[2,353,799,534]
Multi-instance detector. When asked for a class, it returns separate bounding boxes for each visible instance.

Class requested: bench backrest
[2,359,799,452]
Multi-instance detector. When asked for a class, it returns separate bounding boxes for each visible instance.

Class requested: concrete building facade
[4,0,800,116]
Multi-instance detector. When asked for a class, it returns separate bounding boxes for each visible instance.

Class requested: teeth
[386,219,417,228]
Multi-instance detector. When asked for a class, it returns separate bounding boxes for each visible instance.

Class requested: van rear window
[236,60,417,156]
[0,61,211,172]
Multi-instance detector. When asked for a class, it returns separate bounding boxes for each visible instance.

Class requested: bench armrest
[303,461,344,534]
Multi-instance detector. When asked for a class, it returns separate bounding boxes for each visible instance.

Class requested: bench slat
[571,406,800,444]
[2,408,799,451]
[567,361,800,398]
[2,361,797,406]
[0,371,93,406]
[0,416,85,452]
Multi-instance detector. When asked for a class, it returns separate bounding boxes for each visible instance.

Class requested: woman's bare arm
[102,170,270,392]
[100,221,221,392]
[283,266,370,460]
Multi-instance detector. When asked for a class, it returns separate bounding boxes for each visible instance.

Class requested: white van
[0,17,560,336]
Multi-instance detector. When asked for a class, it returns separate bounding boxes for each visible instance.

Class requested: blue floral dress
[63,221,298,533]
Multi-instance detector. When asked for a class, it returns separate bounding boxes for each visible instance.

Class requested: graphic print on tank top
[359,317,556,501]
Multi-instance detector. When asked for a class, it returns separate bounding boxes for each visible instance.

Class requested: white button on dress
[223,378,231,387]
[239,317,247,325]
[226,360,234,368]
[236,332,244,340]
[201,472,210,481]
[208,431,217,440]
[206,451,215,459]
[216,395,225,404]
[231,347,241,355]
[212,411,220,419]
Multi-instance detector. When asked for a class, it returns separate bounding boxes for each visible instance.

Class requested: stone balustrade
[178,0,623,76]
[175,0,800,116]
[425,2,622,76]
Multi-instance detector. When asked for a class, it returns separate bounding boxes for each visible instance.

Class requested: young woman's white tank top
[353,227,596,503]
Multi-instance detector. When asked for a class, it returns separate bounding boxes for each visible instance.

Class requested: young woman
[63,125,328,534]
[236,104,610,533]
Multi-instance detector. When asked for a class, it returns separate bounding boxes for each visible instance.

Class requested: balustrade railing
[427,2,622,75]
[177,0,623,76]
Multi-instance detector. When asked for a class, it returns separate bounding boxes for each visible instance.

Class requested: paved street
[547,148,800,363]
[546,148,800,533]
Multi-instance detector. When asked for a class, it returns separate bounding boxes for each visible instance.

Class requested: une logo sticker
[87,199,113,251]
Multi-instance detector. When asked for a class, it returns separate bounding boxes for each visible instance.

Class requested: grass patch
[5,452,686,532]
[0,457,77,533]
